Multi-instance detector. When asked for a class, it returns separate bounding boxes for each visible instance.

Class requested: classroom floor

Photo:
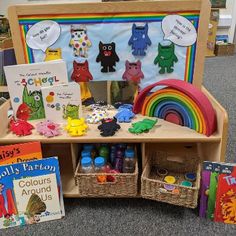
[2,55,236,236]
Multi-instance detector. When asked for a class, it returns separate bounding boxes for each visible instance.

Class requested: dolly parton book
[4,60,68,120]
[0,157,64,229]
[0,142,42,165]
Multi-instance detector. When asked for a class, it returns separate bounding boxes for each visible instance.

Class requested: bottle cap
[81,157,92,167]
[180,181,193,187]
[81,150,91,158]
[164,176,176,184]
[83,144,94,151]
[125,149,135,158]
[94,157,105,167]
[185,173,196,182]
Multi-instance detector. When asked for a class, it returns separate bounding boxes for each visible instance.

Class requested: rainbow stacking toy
[133,79,217,136]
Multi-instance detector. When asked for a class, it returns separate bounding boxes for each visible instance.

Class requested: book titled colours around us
[0,157,64,229]
[4,60,68,120]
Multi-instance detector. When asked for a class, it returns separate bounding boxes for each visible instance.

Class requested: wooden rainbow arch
[133,79,216,136]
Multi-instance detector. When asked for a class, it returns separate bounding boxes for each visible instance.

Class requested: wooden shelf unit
[0,87,228,198]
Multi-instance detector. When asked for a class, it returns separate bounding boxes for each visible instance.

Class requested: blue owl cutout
[128,23,152,56]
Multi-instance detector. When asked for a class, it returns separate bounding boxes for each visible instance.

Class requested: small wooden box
[215,44,235,56]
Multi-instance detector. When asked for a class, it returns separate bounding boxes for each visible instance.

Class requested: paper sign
[26,20,61,52]
[162,15,197,46]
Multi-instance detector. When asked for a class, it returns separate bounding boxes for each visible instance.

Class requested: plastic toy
[98,118,121,137]
[122,60,144,84]
[164,176,176,184]
[36,120,61,138]
[44,48,62,61]
[96,41,119,73]
[128,23,151,56]
[9,118,34,136]
[86,110,109,124]
[154,42,178,74]
[71,60,93,82]
[133,79,217,136]
[69,25,91,57]
[115,107,135,123]
[16,103,32,121]
[87,101,114,111]
[128,118,157,134]
[65,117,88,136]
[63,104,80,120]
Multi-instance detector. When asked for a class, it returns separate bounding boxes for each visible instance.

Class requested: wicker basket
[215,43,235,56]
[75,160,138,197]
[141,145,201,208]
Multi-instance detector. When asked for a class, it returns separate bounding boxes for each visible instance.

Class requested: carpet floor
[2,55,236,236]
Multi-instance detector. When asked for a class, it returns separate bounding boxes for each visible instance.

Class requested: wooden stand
[0,86,228,198]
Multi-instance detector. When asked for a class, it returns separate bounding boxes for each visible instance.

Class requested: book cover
[0,157,64,229]
[0,142,42,165]
[4,60,68,120]
[41,82,81,123]
[207,162,221,220]
[199,161,214,218]
[214,163,236,224]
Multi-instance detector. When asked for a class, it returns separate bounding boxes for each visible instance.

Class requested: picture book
[214,163,236,224]
[0,157,64,229]
[199,161,214,218]
[0,142,42,165]
[207,162,221,220]
[41,82,81,123]
[4,60,68,121]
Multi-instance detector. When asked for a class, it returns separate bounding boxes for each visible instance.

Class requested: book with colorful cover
[0,142,42,165]
[214,163,236,224]
[4,60,68,120]
[0,157,64,229]
[199,161,214,218]
[207,162,221,220]
[41,82,81,123]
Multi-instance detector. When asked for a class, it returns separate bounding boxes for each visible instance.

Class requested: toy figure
[63,104,80,119]
[9,118,34,136]
[86,110,109,124]
[128,23,151,56]
[36,120,61,138]
[16,103,32,121]
[98,118,120,137]
[65,117,88,136]
[128,118,157,134]
[115,104,135,123]
[154,42,178,74]
[69,25,91,58]
[96,41,119,73]
[71,60,93,82]
[44,48,62,61]
[122,60,144,84]
[22,83,45,120]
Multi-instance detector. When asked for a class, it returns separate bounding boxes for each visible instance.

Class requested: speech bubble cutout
[162,15,197,47]
[26,20,61,52]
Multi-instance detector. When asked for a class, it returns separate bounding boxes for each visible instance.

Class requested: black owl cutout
[96,41,120,73]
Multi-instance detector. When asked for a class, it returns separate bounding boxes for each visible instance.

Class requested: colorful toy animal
[128,23,151,56]
[128,118,157,134]
[71,60,93,82]
[63,104,80,120]
[44,48,62,61]
[36,120,61,138]
[98,118,120,137]
[9,118,34,136]
[96,41,119,73]
[122,60,144,84]
[115,107,135,123]
[16,103,32,121]
[69,25,91,57]
[22,84,45,120]
[65,117,88,136]
[154,42,178,74]
[86,110,109,124]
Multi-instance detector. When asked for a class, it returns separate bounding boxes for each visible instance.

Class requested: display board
[8,0,210,88]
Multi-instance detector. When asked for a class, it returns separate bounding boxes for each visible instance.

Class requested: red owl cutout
[71,60,93,82]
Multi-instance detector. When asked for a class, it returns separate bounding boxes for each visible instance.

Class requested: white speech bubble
[26,20,61,52]
[162,15,197,47]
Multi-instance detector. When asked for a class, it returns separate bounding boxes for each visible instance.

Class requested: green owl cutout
[63,104,80,120]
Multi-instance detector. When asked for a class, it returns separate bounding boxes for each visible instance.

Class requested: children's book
[0,157,64,229]
[207,162,221,220]
[199,161,214,218]
[4,60,68,120]
[0,142,42,165]
[214,163,236,224]
[41,82,81,123]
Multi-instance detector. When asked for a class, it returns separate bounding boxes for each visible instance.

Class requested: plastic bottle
[114,149,123,173]
[83,144,96,158]
[94,157,107,183]
[81,150,91,158]
[81,157,93,173]
[123,148,135,173]
[99,145,109,162]
[110,145,117,167]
